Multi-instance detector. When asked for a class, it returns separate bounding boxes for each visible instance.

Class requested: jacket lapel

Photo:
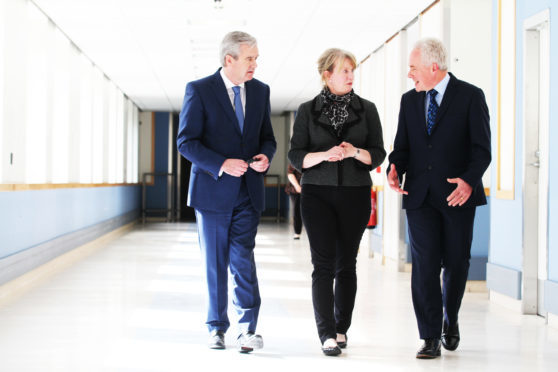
[209,69,241,135]
[433,73,458,128]
[243,80,255,137]
[415,91,427,134]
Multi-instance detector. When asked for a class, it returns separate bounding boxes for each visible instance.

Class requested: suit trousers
[406,197,476,339]
[195,178,261,334]
[301,184,370,343]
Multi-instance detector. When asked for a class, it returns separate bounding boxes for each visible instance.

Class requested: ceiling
[31,0,433,113]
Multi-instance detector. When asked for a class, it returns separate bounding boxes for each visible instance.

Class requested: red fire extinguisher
[367,187,377,229]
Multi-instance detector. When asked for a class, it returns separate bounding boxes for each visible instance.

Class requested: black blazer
[288,92,386,187]
[388,73,491,210]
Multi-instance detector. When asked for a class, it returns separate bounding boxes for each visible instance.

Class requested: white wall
[268,114,289,183]
[447,0,493,188]
[138,111,153,183]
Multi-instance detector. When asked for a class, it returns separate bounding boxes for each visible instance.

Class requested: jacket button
[427,165,432,170]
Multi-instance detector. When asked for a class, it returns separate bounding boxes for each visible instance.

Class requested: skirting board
[486,262,522,300]
[0,210,139,288]
[544,280,558,316]
[0,216,137,303]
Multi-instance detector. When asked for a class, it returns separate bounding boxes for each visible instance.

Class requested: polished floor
[0,222,557,371]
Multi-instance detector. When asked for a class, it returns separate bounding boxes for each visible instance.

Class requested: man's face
[225,43,259,85]
[407,48,437,92]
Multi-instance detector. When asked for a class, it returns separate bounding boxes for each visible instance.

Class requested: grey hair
[413,38,448,70]
[220,31,257,67]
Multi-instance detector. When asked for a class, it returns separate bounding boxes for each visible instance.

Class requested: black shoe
[321,345,342,356]
[416,338,441,359]
[336,334,347,349]
[442,321,460,351]
[209,330,225,349]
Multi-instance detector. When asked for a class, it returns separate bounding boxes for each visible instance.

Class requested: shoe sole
[239,347,254,353]
[416,351,441,359]
[322,346,342,356]
[441,340,459,351]
[238,336,263,353]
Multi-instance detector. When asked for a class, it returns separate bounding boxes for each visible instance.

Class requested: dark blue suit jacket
[177,69,276,212]
[388,73,491,210]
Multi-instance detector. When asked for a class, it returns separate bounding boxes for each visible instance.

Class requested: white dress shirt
[220,69,246,113]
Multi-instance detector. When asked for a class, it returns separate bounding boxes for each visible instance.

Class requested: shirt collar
[432,72,450,99]
[220,68,245,90]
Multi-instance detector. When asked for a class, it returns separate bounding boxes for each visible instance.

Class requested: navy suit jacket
[388,73,491,210]
[177,69,276,212]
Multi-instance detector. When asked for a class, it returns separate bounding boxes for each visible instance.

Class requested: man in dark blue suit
[387,38,491,359]
[177,31,276,353]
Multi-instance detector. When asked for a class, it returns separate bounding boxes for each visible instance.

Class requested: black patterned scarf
[320,88,354,136]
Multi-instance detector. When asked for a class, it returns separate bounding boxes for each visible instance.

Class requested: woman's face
[325,58,354,95]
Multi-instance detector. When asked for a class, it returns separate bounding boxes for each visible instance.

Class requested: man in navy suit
[177,31,276,353]
[387,38,491,359]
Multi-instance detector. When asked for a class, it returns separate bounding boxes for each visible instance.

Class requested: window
[25,2,49,183]
[51,28,70,183]
[79,55,93,183]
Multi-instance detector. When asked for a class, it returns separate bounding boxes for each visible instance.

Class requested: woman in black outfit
[285,164,303,239]
[288,48,385,356]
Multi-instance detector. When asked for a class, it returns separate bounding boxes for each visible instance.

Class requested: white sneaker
[237,332,264,353]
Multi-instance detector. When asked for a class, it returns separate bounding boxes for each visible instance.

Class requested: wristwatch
[353,148,360,158]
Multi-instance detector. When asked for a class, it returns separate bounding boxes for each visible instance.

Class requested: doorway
[522,9,550,316]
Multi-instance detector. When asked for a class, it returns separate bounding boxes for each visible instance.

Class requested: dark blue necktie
[426,89,438,135]
[232,86,244,132]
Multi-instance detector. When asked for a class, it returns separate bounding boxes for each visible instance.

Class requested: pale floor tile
[0,222,557,371]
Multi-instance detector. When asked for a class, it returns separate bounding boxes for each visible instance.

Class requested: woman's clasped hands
[324,142,356,162]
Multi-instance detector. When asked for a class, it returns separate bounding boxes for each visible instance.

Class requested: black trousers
[406,199,476,339]
[301,185,370,343]
[290,193,302,234]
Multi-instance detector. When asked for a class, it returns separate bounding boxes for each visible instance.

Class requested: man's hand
[221,159,249,177]
[249,154,270,173]
[387,164,408,195]
[446,178,472,207]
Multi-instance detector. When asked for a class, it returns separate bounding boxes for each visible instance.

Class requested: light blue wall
[472,199,490,257]
[489,1,558,282]
[488,0,524,272]
[0,185,141,259]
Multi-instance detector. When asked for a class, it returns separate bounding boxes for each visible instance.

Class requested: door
[522,10,549,316]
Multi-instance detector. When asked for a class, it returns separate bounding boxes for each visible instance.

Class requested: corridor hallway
[0,222,556,371]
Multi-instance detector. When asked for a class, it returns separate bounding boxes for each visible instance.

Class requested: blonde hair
[317,48,357,87]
